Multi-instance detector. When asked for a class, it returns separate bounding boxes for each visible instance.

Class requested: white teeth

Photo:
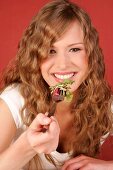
[54,73,74,79]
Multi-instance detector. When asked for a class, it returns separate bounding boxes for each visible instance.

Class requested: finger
[41,115,57,132]
[65,155,88,164]
[45,112,49,116]
[50,116,59,129]
[49,117,60,134]
[27,128,52,149]
[80,165,90,170]
[62,155,88,170]
[29,113,51,131]
[62,159,87,170]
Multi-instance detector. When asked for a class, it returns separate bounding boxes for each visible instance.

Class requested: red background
[0,0,113,159]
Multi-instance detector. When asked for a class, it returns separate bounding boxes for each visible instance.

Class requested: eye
[49,49,56,54]
[69,48,81,52]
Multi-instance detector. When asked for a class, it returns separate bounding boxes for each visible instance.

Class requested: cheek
[40,61,52,84]
[40,61,49,74]
[40,64,46,72]
[79,54,88,65]
[40,57,53,72]
[76,55,88,80]
[80,53,88,69]
[73,54,88,71]
[40,65,47,81]
[81,61,88,79]
[83,57,89,74]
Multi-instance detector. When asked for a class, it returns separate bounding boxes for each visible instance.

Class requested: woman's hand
[61,155,113,170]
[26,113,60,154]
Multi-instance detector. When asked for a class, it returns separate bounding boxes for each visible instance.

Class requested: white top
[0,85,71,170]
[0,85,24,128]
[0,85,113,169]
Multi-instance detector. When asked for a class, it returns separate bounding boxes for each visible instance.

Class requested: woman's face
[40,21,88,92]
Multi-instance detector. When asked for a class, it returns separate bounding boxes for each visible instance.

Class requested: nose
[55,51,70,69]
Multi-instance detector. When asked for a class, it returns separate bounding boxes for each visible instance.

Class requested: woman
[0,0,113,169]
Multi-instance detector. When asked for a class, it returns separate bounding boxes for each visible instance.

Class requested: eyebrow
[67,42,84,47]
[51,42,84,48]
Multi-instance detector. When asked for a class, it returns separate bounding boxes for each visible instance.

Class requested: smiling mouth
[53,72,75,80]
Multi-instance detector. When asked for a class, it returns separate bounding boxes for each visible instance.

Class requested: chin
[70,83,80,93]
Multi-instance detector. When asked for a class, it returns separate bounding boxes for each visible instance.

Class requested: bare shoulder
[0,98,17,152]
[111,100,113,113]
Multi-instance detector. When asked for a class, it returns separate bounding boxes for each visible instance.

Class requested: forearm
[108,161,113,169]
[0,132,36,170]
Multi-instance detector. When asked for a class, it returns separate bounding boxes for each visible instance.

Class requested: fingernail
[45,112,49,116]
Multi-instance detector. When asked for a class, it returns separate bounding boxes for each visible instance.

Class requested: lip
[52,72,76,82]
[52,71,75,75]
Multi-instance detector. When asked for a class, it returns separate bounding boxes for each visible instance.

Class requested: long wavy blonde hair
[1,0,113,169]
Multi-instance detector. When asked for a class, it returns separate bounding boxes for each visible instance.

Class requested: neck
[54,100,73,129]
[55,100,74,153]
[55,100,71,116]
[54,95,77,130]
